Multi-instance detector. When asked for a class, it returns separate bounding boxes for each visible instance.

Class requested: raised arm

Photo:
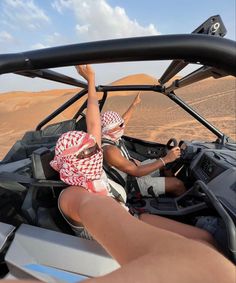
[75,65,101,147]
[122,92,141,126]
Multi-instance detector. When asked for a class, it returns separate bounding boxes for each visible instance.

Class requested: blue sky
[0,0,235,92]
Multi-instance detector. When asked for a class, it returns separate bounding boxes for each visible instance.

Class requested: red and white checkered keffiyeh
[50,131,108,195]
[101,111,125,141]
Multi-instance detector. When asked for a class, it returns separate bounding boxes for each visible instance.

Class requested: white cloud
[0,30,17,52]
[46,32,61,45]
[44,32,73,47]
[0,31,14,42]
[52,0,160,41]
[30,32,73,51]
[51,0,72,14]
[75,24,89,34]
[31,43,49,50]
[1,0,50,30]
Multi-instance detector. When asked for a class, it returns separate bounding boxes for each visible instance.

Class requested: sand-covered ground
[0,74,235,160]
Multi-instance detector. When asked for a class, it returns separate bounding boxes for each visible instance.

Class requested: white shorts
[137,159,165,197]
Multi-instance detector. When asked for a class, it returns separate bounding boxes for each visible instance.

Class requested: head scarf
[101,111,125,142]
[50,131,108,195]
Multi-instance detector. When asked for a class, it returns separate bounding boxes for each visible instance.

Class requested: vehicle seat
[102,139,141,193]
[31,147,58,180]
[31,147,66,186]
[103,160,126,188]
[21,147,69,232]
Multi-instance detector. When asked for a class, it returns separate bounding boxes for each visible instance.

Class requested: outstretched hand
[75,64,95,82]
[133,92,142,106]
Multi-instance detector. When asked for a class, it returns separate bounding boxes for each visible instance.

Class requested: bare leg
[165,177,186,196]
[59,186,234,283]
[139,213,216,247]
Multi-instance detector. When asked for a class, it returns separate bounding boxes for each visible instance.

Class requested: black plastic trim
[197,180,236,263]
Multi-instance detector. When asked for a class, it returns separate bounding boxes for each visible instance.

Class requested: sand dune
[0,75,235,159]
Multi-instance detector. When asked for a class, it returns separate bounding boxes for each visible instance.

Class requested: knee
[58,186,85,222]
[172,179,186,196]
[58,189,72,216]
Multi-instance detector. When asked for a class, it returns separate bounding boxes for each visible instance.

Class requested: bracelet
[159,157,166,167]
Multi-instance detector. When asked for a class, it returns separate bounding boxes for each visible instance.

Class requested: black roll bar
[1,34,235,76]
[167,91,225,140]
[36,85,163,130]
[36,83,226,141]
[73,91,108,120]
[15,69,87,88]
[159,15,227,85]
[36,88,88,130]
[97,85,163,92]
[165,66,227,93]
[158,60,188,86]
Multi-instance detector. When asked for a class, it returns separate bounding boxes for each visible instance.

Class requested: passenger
[59,186,234,283]
[50,65,234,282]
[101,96,186,197]
[50,65,126,239]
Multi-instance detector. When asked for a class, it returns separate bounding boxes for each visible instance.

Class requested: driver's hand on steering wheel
[164,147,181,164]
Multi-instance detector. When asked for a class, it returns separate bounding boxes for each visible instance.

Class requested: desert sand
[0,74,235,160]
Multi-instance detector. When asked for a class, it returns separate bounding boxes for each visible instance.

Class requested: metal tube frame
[35,83,226,143]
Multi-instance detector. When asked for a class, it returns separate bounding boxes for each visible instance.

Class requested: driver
[101,94,186,197]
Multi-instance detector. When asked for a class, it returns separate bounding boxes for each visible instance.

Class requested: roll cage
[1,15,235,143]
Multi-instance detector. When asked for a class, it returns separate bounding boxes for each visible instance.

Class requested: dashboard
[181,141,236,217]
[193,151,230,183]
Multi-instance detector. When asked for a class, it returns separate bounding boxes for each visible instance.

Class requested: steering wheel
[166,138,186,157]
[166,138,178,150]
[164,138,183,172]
